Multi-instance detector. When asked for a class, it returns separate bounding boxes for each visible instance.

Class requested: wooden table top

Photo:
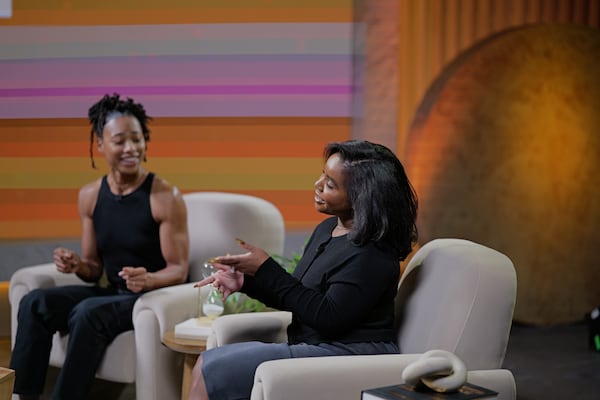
[162,331,207,355]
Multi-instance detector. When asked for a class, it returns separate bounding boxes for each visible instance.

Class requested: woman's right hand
[53,247,80,274]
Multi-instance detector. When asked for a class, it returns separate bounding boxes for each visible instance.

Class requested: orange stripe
[2,8,351,26]
[0,119,86,141]
[149,141,328,157]
[0,140,338,158]
[0,189,79,204]
[0,204,78,221]
[0,143,88,157]
[0,117,350,157]
[0,117,350,142]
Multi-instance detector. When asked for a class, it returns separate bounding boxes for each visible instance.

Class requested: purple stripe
[0,95,351,118]
[0,85,351,97]
[0,57,351,87]
[0,54,351,63]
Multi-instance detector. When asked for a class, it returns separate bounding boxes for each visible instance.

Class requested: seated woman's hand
[194,263,243,300]
[54,247,81,274]
[213,239,270,276]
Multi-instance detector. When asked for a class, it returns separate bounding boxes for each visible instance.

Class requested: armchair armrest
[9,263,88,293]
[133,282,206,338]
[9,263,89,343]
[209,311,292,348]
[251,355,516,400]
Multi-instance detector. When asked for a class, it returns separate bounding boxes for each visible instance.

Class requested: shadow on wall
[404,23,600,326]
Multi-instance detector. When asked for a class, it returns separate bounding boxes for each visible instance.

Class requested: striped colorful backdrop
[0,0,353,239]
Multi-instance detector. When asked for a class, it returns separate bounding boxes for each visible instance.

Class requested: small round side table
[162,331,207,400]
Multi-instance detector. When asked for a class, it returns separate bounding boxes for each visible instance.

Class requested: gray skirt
[201,340,399,400]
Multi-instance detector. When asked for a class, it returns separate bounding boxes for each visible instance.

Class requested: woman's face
[314,153,352,218]
[97,115,146,175]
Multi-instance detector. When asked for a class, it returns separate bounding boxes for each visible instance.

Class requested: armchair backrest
[183,192,285,283]
[395,238,516,370]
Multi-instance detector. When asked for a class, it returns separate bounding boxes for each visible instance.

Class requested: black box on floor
[586,306,600,352]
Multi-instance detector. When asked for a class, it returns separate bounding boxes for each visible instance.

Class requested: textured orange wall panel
[405,24,600,325]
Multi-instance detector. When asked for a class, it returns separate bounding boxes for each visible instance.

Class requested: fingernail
[235,238,246,245]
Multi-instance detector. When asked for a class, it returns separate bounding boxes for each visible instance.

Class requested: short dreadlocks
[87,93,152,168]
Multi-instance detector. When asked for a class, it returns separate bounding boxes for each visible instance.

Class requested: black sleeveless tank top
[93,172,166,291]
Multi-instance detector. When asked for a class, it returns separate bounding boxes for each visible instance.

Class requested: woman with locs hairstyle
[190,139,418,400]
[10,93,190,400]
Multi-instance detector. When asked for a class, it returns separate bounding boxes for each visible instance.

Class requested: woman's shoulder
[77,177,103,215]
[149,174,186,218]
[79,177,102,195]
[148,173,181,197]
[80,177,103,198]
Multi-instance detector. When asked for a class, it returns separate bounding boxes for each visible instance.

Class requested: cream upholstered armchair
[207,238,518,400]
[9,192,285,400]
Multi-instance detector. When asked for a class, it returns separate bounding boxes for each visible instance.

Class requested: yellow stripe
[0,157,323,190]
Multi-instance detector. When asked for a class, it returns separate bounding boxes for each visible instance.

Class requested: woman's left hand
[194,263,244,300]
[213,238,269,276]
[119,266,149,293]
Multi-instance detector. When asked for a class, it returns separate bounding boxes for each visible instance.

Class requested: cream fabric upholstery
[207,238,518,400]
[9,192,285,400]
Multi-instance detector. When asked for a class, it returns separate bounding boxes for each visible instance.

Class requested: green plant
[224,292,267,313]
[272,250,302,275]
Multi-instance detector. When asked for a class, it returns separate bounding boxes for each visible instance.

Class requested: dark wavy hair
[324,140,418,260]
[87,93,152,168]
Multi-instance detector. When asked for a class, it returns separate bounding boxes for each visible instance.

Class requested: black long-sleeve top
[241,217,400,345]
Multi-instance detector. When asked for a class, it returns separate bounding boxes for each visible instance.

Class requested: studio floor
[502,321,600,400]
[1,321,599,400]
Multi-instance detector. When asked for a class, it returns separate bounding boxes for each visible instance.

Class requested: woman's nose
[123,139,135,152]
[315,175,324,190]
